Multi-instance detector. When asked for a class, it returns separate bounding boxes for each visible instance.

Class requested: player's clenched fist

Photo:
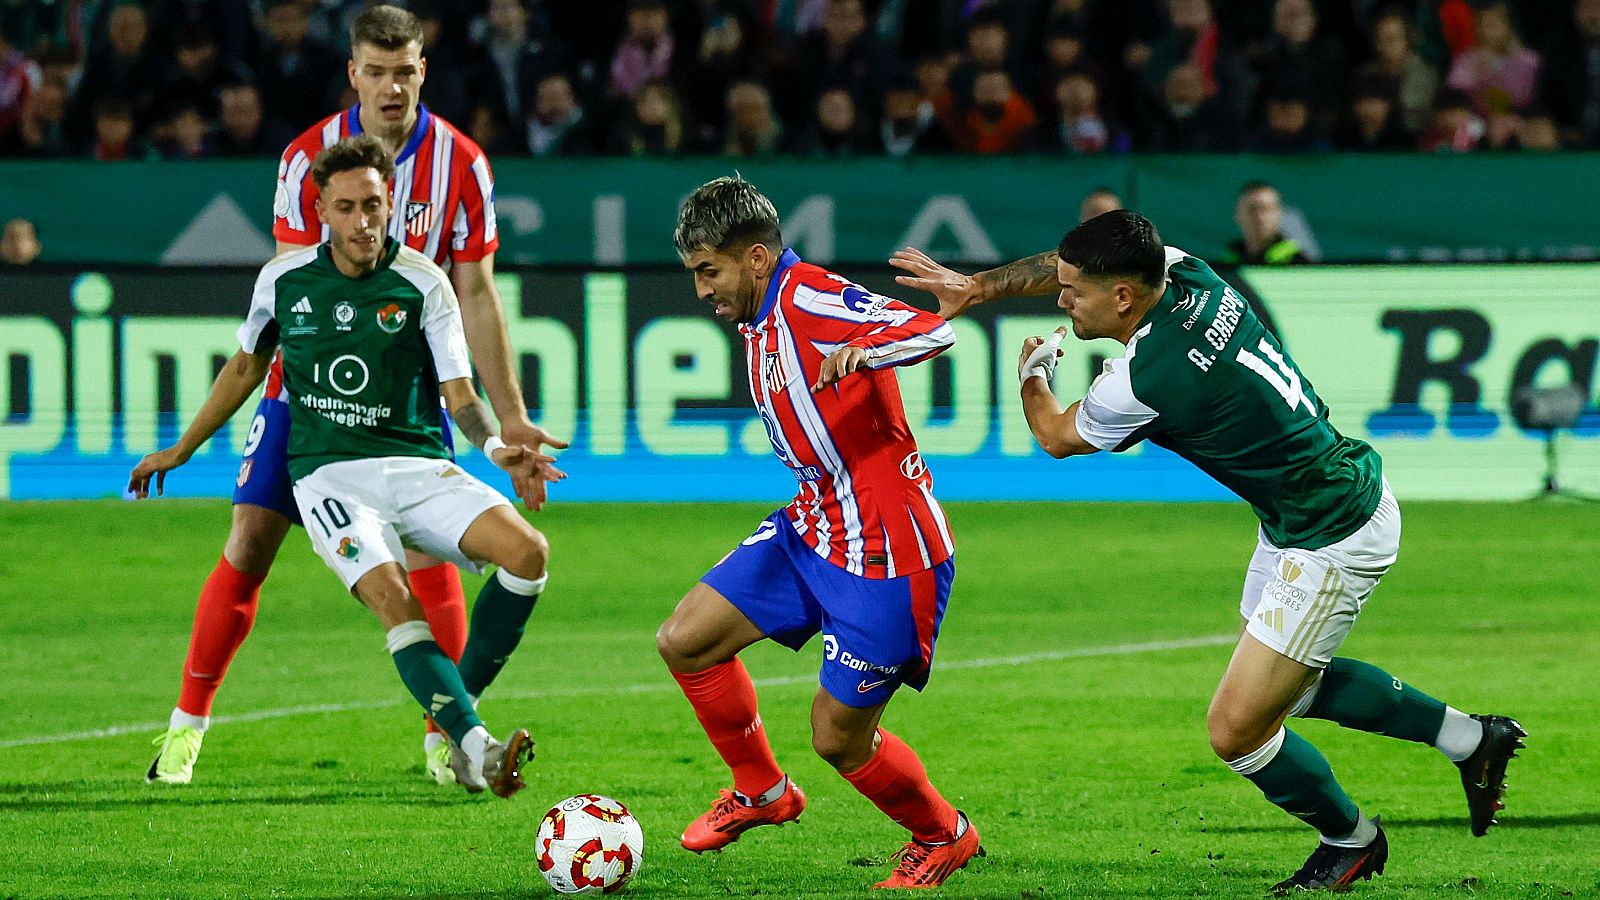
[812,346,869,392]
[1018,327,1068,384]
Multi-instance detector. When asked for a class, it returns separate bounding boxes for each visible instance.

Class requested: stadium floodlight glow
[1509,384,1597,502]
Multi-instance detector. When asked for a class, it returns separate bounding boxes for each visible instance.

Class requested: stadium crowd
[1,0,1597,160]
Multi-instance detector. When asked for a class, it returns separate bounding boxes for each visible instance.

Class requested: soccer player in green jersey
[891,211,1525,893]
[129,135,562,797]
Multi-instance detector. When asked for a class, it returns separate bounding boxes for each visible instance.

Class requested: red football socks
[409,563,467,736]
[841,729,960,843]
[176,556,266,717]
[672,658,785,798]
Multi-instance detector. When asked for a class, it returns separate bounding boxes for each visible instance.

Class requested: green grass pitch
[1,500,1595,898]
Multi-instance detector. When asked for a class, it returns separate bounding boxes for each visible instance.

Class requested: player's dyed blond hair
[351,5,423,53]
[673,175,783,260]
[311,135,395,189]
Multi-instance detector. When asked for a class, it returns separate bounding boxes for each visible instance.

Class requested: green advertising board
[2,154,1597,266]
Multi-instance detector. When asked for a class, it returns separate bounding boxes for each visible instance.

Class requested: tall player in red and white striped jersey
[656,177,982,890]
[139,6,562,788]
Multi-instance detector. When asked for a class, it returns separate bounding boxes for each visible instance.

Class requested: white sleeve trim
[394,248,472,383]
[1164,245,1190,271]
[1075,354,1158,451]
[237,246,318,352]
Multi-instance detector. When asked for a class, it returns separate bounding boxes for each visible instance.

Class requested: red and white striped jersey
[271,104,498,267]
[743,250,958,579]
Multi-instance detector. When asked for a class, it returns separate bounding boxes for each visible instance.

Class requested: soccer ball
[535,794,644,894]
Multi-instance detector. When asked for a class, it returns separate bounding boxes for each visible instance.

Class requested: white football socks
[170,708,210,733]
[1435,707,1483,762]
[1323,810,1379,848]
[461,725,491,770]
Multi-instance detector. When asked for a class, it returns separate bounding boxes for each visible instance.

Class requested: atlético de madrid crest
[405,200,433,236]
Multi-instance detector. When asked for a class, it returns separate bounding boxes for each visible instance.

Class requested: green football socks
[458,569,546,700]
[1302,657,1447,745]
[1229,726,1361,839]
[387,621,482,745]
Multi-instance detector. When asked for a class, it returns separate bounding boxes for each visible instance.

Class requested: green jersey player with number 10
[130,135,563,796]
[890,211,1525,895]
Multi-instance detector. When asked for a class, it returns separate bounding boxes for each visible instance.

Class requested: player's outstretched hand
[492,444,567,512]
[1019,327,1069,384]
[812,346,869,393]
[889,247,981,319]
[127,446,191,499]
[501,420,570,456]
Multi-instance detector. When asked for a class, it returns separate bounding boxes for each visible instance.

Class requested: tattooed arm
[440,378,565,510]
[889,247,1060,318]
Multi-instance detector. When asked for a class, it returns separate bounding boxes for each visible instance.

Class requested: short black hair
[311,134,394,189]
[1056,209,1164,291]
[351,5,423,53]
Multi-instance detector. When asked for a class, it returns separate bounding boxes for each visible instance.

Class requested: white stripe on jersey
[283,150,311,232]
[470,154,496,244]
[774,302,866,574]
[423,119,453,261]
[866,322,957,368]
[880,523,897,578]
[451,203,469,252]
[792,283,918,326]
[915,481,955,559]
[389,156,416,243]
[319,115,341,148]
[907,510,933,570]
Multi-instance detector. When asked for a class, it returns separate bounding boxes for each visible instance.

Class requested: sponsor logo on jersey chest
[334,301,356,331]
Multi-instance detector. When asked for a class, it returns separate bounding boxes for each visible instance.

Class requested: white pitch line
[1,634,1234,749]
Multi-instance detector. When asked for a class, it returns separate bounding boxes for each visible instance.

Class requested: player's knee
[502,529,549,580]
[1206,704,1270,762]
[655,617,695,669]
[811,725,872,772]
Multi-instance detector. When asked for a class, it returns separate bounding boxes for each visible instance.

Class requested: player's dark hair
[311,134,394,189]
[1056,209,1164,291]
[673,175,783,259]
[351,5,423,53]
[1237,179,1276,198]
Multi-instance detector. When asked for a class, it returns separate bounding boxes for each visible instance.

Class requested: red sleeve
[786,274,956,369]
[271,130,323,247]
[447,137,500,264]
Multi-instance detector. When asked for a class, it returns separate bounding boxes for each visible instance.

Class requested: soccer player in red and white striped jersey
[656,177,982,890]
[139,5,562,787]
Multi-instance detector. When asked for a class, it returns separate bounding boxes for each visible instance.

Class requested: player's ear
[346,58,357,88]
[313,197,327,227]
[418,56,427,83]
[748,241,771,276]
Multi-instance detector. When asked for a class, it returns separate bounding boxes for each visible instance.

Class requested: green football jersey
[1075,248,1383,548]
[237,239,473,481]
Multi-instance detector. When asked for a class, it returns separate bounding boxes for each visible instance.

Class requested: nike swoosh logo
[857,679,886,693]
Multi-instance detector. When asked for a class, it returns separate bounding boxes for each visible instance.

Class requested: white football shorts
[292,456,512,591]
[1239,481,1401,668]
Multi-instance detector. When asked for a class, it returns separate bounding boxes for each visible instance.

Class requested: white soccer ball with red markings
[535,794,644,894]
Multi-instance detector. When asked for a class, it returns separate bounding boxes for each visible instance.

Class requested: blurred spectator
[475,0,571,138]
[1538,0,1600,148]
[610,0,675,100]
[1514,106,1562,150]
[1139,0,1253,126]
[206,82,283,157]
[1355,8,1439,133]
[255,0,344,135]
[1140,62,1236,151]
[1,75,69,156]
[960,67,1036,154]
[723,79,784,157]
[1,217,41,265]
[410,1,472,127]
[1418,0,1478,66]
[1336,75,1414,151]
[524,72,593,157]
[161,102,209,159]
[1253,0,1347,134]
[72,2,164,136]
[147,0,255,67]
[879,78,953,156]
[950,12,1021,104]
[88,97,148,160]
[0,21,40,144]
[1418,87,1485,151]
[162,26,254,121]
[789,85,872,157]
[1045,71,1126,153]
[1079,186,1123,223]
[913,54,963,142]
[608,77,685,156]
[1249,88,1330,152]
[1446,2,1540,116]
[682,3,764,149]
[785,0,889,123]
[1225,181,1312,265]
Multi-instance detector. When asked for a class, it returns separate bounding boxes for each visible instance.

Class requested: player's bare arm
[440,377,565,511]
[128,349,273,498]
[890,246,1060,317]
[450,254,569,457]
[1018,333,1098,460]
